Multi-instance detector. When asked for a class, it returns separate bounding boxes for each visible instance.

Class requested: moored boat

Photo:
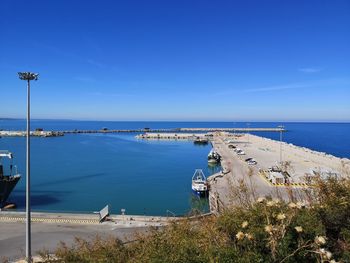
[193,138,209,145]
[0,151,21,208]
[208,149,221,163]
[191,169,208,196]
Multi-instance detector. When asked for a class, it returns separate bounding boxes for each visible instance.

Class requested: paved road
[0,220,153,261]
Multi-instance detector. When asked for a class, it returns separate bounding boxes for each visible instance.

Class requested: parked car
[236,150,246,155]
[245,158,257,165]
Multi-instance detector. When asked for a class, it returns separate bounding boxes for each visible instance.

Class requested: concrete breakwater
[63,127,285,133]
[179,127,285,132]
[0,127,285,137]
[136,132,209,140]
[0,130,64,137]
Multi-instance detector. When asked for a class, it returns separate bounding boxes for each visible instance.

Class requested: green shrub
[41,177,350,263]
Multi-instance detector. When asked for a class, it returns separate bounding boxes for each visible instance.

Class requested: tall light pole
[247,123,250,144]
[18,72,39,263]
[278,125,284,164]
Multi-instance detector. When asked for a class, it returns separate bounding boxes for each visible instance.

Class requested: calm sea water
[0,120,349,215]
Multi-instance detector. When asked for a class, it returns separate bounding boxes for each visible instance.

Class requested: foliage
[41,176,350,263]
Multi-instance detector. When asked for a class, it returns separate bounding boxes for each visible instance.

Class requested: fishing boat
[191,169,208,196]
[208,149,221,163]
[0,151,21,208]
[193,138,209,145]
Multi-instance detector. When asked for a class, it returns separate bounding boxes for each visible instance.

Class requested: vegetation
[38,176,350,263]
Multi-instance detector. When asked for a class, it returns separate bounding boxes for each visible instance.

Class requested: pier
[207,133,350,213]
[137,131,350,214]
[0,127,285,137]
[135,132,208,140]
[0,130,64,137]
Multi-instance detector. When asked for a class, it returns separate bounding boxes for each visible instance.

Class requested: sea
[0,120,349,216]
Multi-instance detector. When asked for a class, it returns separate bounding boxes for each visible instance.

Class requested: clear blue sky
[0,0,349,121]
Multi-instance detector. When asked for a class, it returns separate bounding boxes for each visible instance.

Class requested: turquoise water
[0,132,219,215]
[1,120,349,215]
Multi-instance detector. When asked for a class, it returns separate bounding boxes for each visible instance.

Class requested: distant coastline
[1,118,350,123]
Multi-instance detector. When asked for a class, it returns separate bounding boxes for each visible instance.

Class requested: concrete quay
[0,210,213,261]
[207,133,350,212]
[0,211,175,261]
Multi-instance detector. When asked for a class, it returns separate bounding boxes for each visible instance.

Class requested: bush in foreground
[40,177,350,263]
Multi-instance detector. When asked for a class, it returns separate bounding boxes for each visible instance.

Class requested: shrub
[41,177,350,263]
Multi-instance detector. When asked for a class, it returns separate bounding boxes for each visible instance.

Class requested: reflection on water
[189,194,209,215]
[207,162,222,175]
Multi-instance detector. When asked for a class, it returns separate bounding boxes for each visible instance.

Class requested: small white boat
[192,169,208,196]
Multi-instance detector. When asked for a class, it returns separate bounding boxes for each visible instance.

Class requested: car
[237,150,246,155]
[247,160,257,165]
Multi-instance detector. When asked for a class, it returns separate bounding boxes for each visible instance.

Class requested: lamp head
[18,72,39,81]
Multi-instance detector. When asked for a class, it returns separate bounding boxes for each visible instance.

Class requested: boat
[208,149,221,163]
[191,169,208,196]
[193,138,209,145]
[0,151,21,208]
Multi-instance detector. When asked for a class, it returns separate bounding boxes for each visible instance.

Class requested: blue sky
[0,0,349,121]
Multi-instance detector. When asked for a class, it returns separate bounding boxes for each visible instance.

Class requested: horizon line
[1,117,350,124]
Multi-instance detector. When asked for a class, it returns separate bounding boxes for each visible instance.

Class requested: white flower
[296,201,305,209]
[241,221,249,228]
[277,213,286,220]
[288,202,297,209]
[266,201,275,207]
[273,198,280,204]
[257,197,265,203]
[318,248,332,260]
[326,251,332,260]
[315,236,326,245]
[236,231,245,240]
[294,226,303,233]
[245,233,254,240]
[265,225,273,233]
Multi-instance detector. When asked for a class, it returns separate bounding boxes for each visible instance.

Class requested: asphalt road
[0,221,150,261]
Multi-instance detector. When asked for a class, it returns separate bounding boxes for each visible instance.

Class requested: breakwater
[0,130,64,137]
[0,127,285,137]
[136,133,208,140]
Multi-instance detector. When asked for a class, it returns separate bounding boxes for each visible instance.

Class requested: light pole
[18,72,39,263]
[247,123,250,144]
[278,125,284,164]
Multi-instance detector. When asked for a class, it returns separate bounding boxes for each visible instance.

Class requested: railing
[166,209,176,217]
